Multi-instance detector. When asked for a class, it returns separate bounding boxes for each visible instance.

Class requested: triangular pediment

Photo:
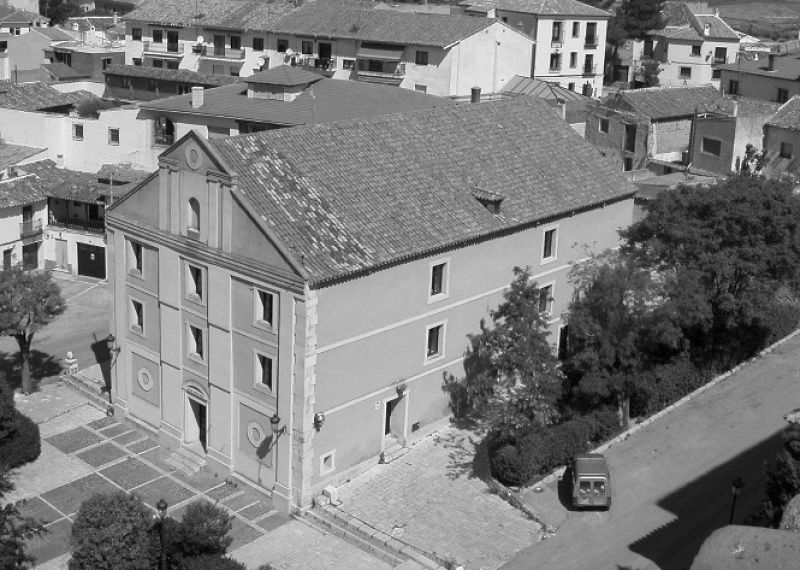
[158,130,234,177]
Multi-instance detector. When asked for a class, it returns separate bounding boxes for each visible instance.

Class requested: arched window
[187,198,200,236]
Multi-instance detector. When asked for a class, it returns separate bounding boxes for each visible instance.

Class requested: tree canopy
[0,469,45,569]
[615,0,665,41]
[0,269,65,394]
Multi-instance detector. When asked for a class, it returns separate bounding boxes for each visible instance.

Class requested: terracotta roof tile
[459,0,609,17]
[0,81,99,111]
[765,96,800,131]
[0,144,45,169]
[103,64,243,86]
[613,85,726,120]
[124,0,298,30]
[245,66,324,86]
[210,97,635,285]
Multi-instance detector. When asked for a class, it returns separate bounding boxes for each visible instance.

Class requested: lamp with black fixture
[313,411,326,432]
[106,333,121,356]
[270,411,287,437]
[155,498,168,570]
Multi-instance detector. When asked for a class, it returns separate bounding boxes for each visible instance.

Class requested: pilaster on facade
[291,287,317,510]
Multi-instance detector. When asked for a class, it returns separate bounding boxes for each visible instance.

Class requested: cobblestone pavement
[335,426,541,570]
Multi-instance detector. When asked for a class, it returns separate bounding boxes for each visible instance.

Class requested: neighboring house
[66,15,124,45]
[122,0,534,98]
[718,50,800,104]
[0,26,74,82]
[105,97,636,514]
[44,40,126,81]
[0,81,158,172]
[763,96,800,181]
[458,0,610,97]
[619,1,739,89]
[0,5,48,35]
[104,64,243,101]
[498,74,589,134]
[586,84,729,172]
[689,97,780,176]
[138,64,454,144]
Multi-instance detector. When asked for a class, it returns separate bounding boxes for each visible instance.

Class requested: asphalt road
[503,333,800,570]
[0,274,110,390]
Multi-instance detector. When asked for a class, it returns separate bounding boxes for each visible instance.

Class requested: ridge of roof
[765,95,800,131]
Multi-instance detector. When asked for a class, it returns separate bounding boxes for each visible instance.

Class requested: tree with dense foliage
[0,268,66,394]
[615,0,664,40]
[621,175,800,369]
[0,379,40,471]
[39,0,80,25]
[0,469,46,569]
[765,425,800,527]
[171,502,232,559]
[69,492,154,570]
[443,267,563,439]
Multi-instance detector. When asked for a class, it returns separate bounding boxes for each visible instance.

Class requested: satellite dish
[196,35,204,43]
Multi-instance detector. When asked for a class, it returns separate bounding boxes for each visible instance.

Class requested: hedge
[180,555,246,570]
[0,411,41,470]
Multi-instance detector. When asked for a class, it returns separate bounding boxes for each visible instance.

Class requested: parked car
[572,453,611,510]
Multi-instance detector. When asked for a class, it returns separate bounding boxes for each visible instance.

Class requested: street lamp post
[156,498,168,570]
[729,477,745,524]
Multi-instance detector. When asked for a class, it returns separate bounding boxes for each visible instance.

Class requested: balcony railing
[200,45,245,60]
[356,63,406,85]
[582,64,597,75]
[20,219,42,238]
[713,57,727,65]
[143,41,181,54]
[153,132,175,146]
[584,37,598,48]
[49,218,104,234]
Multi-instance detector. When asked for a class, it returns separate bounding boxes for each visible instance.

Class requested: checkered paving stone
[27,519,72,564]
[76,442,129,468]
[41,473,118,517]
[17,497,61,525]
[206,482,242,502]
[127,438,159,454]
[88,417,119,430]
[113,430,144,445]
[138,448,179,473]
[228,517,265,551]
[256,513,289,532]
[221,486,266,511]
[238,501,273,521]
[131,476,195,510]
[98,423,133,438]
[100,457,160,491]
[45,427,103,454]
[171,466,226,493]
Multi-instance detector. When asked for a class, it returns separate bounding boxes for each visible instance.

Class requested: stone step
[165,447,206,476]
[61,373,111,414]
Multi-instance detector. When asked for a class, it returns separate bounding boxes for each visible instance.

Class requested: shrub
[69,492,154,570]
[173,502,233,558]
[762,300,800,347]
[0,411,41,470]
[765,425,800,526]
[179,555,246,570]
[630,359,711,418]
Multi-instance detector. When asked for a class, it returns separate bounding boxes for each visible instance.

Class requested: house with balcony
[261,1,534,97]
[458,0,611,97]
[619,2,740,89]
[717,49,800,104]
[137,64,453,143]
[104,64,243,101]
[105,96,635,514]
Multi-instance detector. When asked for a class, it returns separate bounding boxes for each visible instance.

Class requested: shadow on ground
[629,429,785,570]
[89,333,112,399]
[435,420,493,482]
[0,350,63,391]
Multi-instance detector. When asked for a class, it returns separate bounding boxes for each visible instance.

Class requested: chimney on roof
[191,86,204,108]
[703,24,710,37]
[113,11,118,25]
[768,53,776,71]
[471,86,481,103]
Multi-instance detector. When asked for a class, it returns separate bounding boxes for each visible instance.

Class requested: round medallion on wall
[136,368,154,392]
[247,421,265,447]
[185,144,202,171]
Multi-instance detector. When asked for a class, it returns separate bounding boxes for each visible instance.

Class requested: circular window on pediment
[185,144,202,170]
[137,368,154,392]
[247,421,265,448]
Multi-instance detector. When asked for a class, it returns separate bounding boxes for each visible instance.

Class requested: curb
[528,327,800,489]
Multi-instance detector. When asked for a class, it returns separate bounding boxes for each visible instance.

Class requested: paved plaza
[335,427,542,570]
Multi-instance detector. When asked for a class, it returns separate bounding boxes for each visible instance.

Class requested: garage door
[77,243,105,279]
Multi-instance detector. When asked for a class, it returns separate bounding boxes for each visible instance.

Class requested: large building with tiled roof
[105,96,636,513]
[717,48,800,105]
[121,0,534,97]
[458,0,610,97]
[104,64,244,101]
[618,1,740,89]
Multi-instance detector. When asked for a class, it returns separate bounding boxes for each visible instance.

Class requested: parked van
[572,453,611,510]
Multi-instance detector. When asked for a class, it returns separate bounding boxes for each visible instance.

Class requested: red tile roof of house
[610,85,727,120]
[459,0,609,17]
[208,97,635,285]
[103,64,243,87]
[245,66,323,86]
[124,0,298,30]
[765,96,800,131]
[0,81,99,112]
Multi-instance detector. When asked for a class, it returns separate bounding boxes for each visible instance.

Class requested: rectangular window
[133,58,142,66]
[132,27,142,41]
[623,156,633,171]
[277,38,288,52]
[255,289,274,328]
[301,40,313,55]
[624,123,636,152]
[343,59,355,70]
[152,29,163,43]
[252,37,264,51]
[426,323,444,360]
[230,35,241,50]
[780,142,793,159]
[108,128,120,145]
[230,67,239,77]
[166,60,178,70]
[568,82,575,91]
[538,284,553,315]
[552,21,563,43]
[572,22,579,37]
[585,22,597,46]
[714,46,727,64]
[679,66,692,79]
[415,50,428,66]
[728,79,739,95]
[691,44,701,57]
[129,240,143,274]
[187,264,203,300]
[189,325,204,360]
[257,353,273,390]
[130,299,144,332]
[549,52,561,71]
[777,88,789,104]
[102,57,112,70]
[542,228,557,261]
[599,117,609,133]
[152,59,163,68]
[72,123,83,141]
[643,39,653,57]
[712,69,721,79]
[570,52,577,68]
[430,261,448,298]
[414,84,427,93]
[701,137,722,157]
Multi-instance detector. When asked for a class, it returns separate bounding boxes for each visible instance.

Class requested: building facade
[718,51,800,103]
[106,98,635,513]
[763,96,800,181]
